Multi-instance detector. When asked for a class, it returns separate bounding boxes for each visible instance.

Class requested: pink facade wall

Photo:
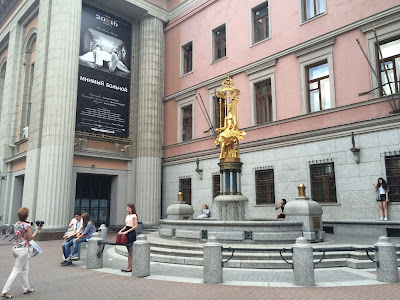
[163,0,399,157]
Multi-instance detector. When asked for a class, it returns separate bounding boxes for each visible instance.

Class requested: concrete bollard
[132,235,150,277]
[203,236,223,284]
[86,232,103,269]
[374,236,399,283]
[99,224,108,243]
[292,237,315,287]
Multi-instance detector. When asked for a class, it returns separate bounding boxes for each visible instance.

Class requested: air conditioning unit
[22,126,29,139]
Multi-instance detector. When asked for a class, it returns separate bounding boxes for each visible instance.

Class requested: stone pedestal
[99,224,107,243]
[213,158,248,221]
[203,237,223,284]
[132,235,150,277]
[213,195,248,221]
[292,237,315,286]
[166,201,194,220]
[86,232,103,269]
[375,236,399,283]
[285,196,325,242]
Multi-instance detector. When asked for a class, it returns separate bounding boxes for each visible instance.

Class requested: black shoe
[61,260,72,266]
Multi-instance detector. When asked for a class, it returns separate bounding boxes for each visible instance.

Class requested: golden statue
[215,75,246,160]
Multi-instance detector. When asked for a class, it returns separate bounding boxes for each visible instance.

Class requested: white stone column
[135,16,164,225]
[22,0,53,220]
[0,24,23,224]
[34,0,81,229]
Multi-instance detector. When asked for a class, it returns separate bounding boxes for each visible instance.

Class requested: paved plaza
[1,232,400,299]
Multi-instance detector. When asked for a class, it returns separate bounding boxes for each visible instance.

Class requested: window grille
[310,162,337,203]
[385,153,400,202]
[212,173,220,199]
[179,177,192,205]
[255,168,275,204]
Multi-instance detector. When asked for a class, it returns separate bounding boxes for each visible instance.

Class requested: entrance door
[75,174,111,227]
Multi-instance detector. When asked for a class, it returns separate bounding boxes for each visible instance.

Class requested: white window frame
[250,1,271,47]
[246,60,277,126]
[296,38,336,115]
[211,22,228,63]
[180,40,194,77]
[176,91,196,143]
[299,0,327,25]
[361,15,400,99]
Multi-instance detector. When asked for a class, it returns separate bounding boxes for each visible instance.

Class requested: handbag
[28,240,42,258]
[116,233,128,245]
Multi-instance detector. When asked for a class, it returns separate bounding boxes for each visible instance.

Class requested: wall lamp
[195,158,203,180]
[350,132,360,164]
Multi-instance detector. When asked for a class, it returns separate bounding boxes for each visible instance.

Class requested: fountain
[159,75,324,243]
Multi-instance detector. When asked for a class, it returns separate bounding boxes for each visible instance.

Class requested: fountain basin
[159,219,304,243]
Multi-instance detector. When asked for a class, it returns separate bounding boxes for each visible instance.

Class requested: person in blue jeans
[62,213,96,265]
[61,212,82,266]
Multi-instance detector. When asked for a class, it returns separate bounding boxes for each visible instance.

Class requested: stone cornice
[163,5,400,102]
[4,150,26,164]
[74,150,133,161]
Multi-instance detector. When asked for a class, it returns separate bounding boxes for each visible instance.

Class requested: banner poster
[76,3,131,138]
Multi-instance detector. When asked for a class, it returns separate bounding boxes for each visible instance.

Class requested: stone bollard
[374,236,399,283]
[99,224,108,243]
[132,235,150,277]
[203,236,223,284]
[86,232,103,269]
[292,237,315,286]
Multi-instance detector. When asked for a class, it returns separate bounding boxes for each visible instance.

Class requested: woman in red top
[118,203,138,272]
[1,207,42,299]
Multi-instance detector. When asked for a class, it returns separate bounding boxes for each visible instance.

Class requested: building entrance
[75,174,111,227]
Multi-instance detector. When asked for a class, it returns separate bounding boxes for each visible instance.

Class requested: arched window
[19,30,36,140]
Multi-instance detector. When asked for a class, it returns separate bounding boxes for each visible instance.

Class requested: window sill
[254,204,276,207]
[250,36,271,48]
[300,12,327,26]
[180,70,193,78]
[211,56,228,65]
[318,203,340,206]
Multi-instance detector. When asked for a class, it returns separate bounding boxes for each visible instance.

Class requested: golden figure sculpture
[215,102,245,159]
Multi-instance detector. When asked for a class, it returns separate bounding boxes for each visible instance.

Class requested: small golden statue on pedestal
[215,75,246,160]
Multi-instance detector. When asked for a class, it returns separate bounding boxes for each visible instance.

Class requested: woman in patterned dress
[1,207,43,298]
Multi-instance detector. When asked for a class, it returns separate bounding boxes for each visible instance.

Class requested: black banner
[76,4,131,138]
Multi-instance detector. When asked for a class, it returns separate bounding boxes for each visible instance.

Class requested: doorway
[75,174,112,227]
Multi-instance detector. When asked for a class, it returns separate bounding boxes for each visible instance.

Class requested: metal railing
[222,245,378,268]
[97,241,133,258]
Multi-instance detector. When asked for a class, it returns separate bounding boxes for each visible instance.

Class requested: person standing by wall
[1,207,43,298]
[118,203,138,272]
[372,178,390,221]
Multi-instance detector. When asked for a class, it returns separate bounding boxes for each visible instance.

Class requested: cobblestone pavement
[1,234,400,300]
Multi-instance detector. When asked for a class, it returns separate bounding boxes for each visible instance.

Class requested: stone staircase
[115,231,400,269]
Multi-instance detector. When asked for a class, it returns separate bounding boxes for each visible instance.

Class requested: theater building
[0,0,399,237]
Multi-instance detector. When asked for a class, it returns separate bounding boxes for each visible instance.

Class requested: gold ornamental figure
[215,74,246,160]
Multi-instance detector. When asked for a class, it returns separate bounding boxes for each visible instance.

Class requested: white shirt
[379,187,386,195]
[69,218,77,228]
[75,219,83,232]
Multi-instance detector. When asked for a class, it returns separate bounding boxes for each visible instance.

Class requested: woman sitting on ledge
[197,205,210,219]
